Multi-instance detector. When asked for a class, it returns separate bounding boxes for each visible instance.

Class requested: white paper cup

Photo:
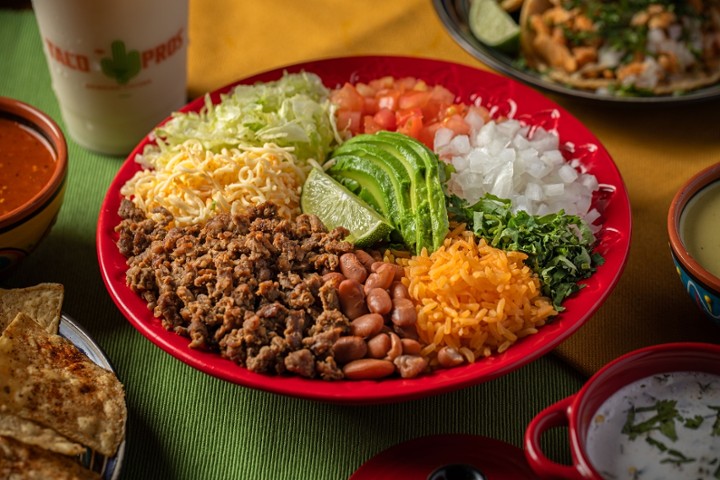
[31,0,188,155]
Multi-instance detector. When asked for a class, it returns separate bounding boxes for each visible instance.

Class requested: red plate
[97,56,631,404]
[349,434,538,480]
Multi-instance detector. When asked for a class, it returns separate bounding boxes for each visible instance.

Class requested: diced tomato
[363,115,382,135]
[397,77,425,90]
[354,82,377,98]
[372,108,396,131]
[336,110,362,136]
[430,85,456,106]
[418,123,442,149]
[329,76,473,143]
[377,91,401,111]
[368,76,395,90]
[330,83,365,112]
[396,108,424,139]
[442,113,471,136]
[363,96,379,115]
[398,90,431,111]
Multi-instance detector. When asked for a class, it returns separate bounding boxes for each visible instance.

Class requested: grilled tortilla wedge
[0,413,85,456]
[0,283,64,334]
[0,435,100,480]
[0,313,126,458]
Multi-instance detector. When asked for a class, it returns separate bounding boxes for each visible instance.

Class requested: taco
[519,0,720,95]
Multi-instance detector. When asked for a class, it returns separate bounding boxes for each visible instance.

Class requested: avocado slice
[374,131,449,251]
[327,131,450,254]
[336,135,434,253]
[327,153,417,250]
[383,133,449,250]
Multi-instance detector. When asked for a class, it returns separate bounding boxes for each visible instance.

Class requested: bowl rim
[0,97,68,229]
[667,161,720,292]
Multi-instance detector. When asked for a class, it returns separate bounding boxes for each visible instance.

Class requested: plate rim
[432,0,720,105]
[97,54,632,404]
[58,313,126,480]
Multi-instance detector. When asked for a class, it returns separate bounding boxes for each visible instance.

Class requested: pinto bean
[400,338,422,355]
[393,355,428,379]
[388,263,406,281]
[384,332,402,361]
[332,336,368,364]
[370,261,384,272]
[437,346,465,368]
[391,298,417,327]
[339,253,368,284]
[364,264,395,293]
[343,358,395,380]
[350,313,385,338]
[366,333,391,359]
[372,261,404,279]
[366,287,392,315]
[390,281,409,299]
[322,272,346,289]
[354,249,377,272]
[393,324,419,341]
[337,279,368,320]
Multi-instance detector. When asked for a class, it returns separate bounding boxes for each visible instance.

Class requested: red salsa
[0,117,56,216]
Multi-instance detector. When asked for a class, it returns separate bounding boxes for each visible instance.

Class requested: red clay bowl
[524,342,720,479]
[667,162,720,327]
[0,97,68,276]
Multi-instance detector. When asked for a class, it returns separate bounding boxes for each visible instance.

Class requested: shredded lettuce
[145,71,338,163]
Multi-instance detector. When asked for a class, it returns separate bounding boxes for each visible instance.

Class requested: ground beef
[115,199,354,379]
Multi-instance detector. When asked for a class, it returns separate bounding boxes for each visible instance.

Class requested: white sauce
[585,371,720,479]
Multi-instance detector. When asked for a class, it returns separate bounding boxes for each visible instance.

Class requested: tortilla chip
[0,284,64,334]
[0,313,126,457]
[0,435,100,480]
[0,413,85,457]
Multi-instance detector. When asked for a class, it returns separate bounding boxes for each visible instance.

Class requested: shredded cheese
[120,140,308,226]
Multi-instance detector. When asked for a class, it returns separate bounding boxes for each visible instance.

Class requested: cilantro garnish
[710,406,720,436]
[622,400,680,441]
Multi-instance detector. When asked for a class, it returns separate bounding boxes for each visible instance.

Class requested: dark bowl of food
[0,97,68,276]
[433,0,720,104]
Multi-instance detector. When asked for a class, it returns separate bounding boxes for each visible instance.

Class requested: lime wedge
[301,167,393,247]
[468,0,520,54]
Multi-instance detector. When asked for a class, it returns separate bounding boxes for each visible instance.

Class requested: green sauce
[680,180,720,278]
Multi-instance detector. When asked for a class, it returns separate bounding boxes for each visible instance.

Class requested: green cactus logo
[101,41,141,84]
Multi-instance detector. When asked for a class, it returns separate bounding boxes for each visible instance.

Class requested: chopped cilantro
[661,449,695,466]
[622,400,680,441]
[683,415,704,429]
[710,406,720,436]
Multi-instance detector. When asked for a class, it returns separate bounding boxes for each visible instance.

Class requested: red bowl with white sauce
[524,342,720,479]
[97,56,632,404]
[0,97,67,277]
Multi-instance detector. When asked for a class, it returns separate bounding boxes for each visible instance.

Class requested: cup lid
[349,434,538,480]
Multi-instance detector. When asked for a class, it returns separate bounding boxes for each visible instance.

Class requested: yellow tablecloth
[188,0,720,375]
